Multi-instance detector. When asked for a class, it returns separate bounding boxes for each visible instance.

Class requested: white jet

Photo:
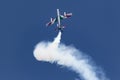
[46,9,72,32]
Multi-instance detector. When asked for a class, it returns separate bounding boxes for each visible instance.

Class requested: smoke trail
[33,32,108,80]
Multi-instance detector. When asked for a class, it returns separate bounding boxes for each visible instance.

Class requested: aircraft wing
[64,12,72,18]
[60,12,72,19]
[65,13,72,18]
[46,18,56,26]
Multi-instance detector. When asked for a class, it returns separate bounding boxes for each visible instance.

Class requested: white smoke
[33,32,109,80]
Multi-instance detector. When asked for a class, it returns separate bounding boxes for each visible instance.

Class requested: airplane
[46,9,72,32]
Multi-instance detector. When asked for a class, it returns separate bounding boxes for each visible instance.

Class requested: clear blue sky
[0,0,120,80]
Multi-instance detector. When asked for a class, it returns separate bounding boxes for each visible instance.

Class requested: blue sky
[0,0,120,80]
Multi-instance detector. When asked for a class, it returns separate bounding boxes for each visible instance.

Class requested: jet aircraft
[46,9,72,32]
